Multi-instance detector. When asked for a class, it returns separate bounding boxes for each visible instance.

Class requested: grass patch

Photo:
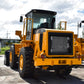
[0,46,10,55]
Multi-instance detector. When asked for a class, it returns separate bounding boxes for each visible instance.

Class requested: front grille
[48,32,73,55]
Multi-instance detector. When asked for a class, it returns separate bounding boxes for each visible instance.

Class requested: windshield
[32,13,55,29]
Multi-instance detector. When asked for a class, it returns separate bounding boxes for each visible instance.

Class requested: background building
[0,39,20,48]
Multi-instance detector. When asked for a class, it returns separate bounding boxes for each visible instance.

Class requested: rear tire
[10,45,18,69]
[55,66,72,76]
[4,50,10,66]
[19,47,35,78]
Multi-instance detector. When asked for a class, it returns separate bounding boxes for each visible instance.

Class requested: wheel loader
[74,21,84,61]
[4,9,81,78]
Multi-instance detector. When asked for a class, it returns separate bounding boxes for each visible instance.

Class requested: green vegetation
[0,46,10,55]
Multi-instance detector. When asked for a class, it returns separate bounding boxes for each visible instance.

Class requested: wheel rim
[10,51,12,63]
[20,55,23,70]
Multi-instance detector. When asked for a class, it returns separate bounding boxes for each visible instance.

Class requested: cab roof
[25,9,57,17]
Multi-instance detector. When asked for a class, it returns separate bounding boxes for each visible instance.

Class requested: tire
[19,47,35,78]
[65,67,72,76]
[10,45,18,69]
[55,66,72,76]
[4,50,10,66]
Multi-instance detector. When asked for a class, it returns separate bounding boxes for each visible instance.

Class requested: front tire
[19,47,35,78]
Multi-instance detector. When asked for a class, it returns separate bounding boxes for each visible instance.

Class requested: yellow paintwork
[34,58,81,66]
[14,44,22,57]
[22,18,33,40]
[15,18,81,67]
[15,31,22,40]
[42,66,48,70]
[10,51,12,63]
[33,30,75,59]
[74,34,84,60]
[20,55,23,70]
[47,30,74,57]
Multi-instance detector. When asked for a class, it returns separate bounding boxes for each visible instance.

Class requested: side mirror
[20,16,23,22]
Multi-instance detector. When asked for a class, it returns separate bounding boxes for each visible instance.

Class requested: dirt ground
[0,55,84,84]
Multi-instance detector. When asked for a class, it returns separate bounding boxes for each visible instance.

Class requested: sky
[0,0,84,39]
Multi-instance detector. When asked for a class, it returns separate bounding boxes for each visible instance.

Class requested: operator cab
[19,9,57,40]
[25,9,57,29]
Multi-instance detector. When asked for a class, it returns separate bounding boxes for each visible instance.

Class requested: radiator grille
[48,32,73,55]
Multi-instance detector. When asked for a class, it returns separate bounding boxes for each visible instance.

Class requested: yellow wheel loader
[5,9,81,78]
[74,21,84,61]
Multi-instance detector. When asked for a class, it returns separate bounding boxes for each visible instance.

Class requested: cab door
[26,15,33,40]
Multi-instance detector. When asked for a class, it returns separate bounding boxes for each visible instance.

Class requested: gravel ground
[0,55,84,84]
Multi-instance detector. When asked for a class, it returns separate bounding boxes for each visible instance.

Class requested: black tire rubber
[64,67,72,76]
[10,45,18,69]
[4,50,10,66]
[55,66,72,76]
[19,47,35,78]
